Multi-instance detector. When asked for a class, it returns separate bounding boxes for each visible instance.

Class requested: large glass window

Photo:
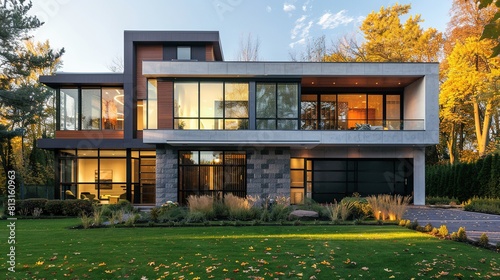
[102,88,124,130]
[386,95,401,130]
[58,149,155,204]
[147,80,158,129]
[301,93,402,130]
[256,82,299,130]
[59,87,124,131]
[178,151,246,204]
[174,81,249,130]
[82,89,101,130]
[60,88,79,130]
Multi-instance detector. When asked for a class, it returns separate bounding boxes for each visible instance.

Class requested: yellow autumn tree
[324,4,443,63]
[359,4,443,62]
[441,37,500,158]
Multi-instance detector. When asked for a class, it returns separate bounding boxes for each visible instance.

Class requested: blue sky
[29,0,452,72]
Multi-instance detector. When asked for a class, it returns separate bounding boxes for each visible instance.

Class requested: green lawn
[1,219,498,279]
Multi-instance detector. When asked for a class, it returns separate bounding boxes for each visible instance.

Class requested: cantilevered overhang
[143,130,438,148]
[39,73,124,88]
[125,30,223,61]
[142,61,436,82]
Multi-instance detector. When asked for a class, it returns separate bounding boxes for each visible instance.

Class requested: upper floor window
[301,93,401,130]
[177,46,191,60]
[256,83,299,130]
[174,81,249,130]
[59,87,124,131]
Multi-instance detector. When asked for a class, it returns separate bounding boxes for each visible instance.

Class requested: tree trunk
[473,99,493,157]
[446,123,458,164]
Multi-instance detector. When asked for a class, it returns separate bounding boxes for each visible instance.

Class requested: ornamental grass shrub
[187,195,215,220]
[366,194,411,221]
[224,194,256,221]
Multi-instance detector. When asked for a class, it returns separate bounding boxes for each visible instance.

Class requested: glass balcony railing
[300,119,425,131]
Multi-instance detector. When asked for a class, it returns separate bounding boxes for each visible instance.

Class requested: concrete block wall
[246,148,291,200]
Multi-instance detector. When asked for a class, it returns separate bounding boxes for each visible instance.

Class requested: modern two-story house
[38,30,439,206]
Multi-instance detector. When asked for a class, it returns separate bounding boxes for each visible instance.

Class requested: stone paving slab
[403,206,500,245]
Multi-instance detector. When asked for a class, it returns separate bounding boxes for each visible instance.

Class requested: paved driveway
[403,206,500,245]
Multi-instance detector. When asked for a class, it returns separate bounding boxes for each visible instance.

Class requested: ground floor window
[290,158,413,204]
[178,151,246,204]
[58,149,156,205]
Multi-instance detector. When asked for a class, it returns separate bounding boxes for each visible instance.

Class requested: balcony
[300,119,424,131]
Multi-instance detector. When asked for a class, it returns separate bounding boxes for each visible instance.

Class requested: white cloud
[289,38,306,49]
[317,10,355,30]
[266,6,272,13]
[290,15,313,48]
[302,0,312,12]
[283,3,296,13]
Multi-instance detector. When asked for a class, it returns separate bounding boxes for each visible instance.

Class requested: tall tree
[236,33,260,61]
[478,0,500,56]
[0,0,64,187]
[441,36,500,157]
[440,0,499,163]
[323,4,444,63]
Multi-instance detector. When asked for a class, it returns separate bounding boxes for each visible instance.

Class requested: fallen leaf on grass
[361,267,369,271]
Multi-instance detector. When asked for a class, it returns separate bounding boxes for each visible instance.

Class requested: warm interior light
[114,94,124,106]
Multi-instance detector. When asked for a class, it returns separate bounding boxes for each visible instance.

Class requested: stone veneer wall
[156,145,178,205]
[155,146,291,206]
[246,148,291,200]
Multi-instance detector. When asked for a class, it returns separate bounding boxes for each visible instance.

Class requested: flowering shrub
[161,201,179,210]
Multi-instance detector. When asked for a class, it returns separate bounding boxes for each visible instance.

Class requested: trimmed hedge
[426,154,500,202]
[12,199,93,217]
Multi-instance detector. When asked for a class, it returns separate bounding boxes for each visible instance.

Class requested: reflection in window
[256,82,299,130]
[59,87,124,131]
[102,88,124,130]
[320,95,336,130]
[301,95,317,130]
[60,88,79,130]
[82,89,101,130]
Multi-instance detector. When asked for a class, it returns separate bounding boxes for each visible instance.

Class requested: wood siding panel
[55,130,124,139]
[136,130,143,139]
[136,45,163,99]
[157,81,173,129]
[205,45,215,61]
